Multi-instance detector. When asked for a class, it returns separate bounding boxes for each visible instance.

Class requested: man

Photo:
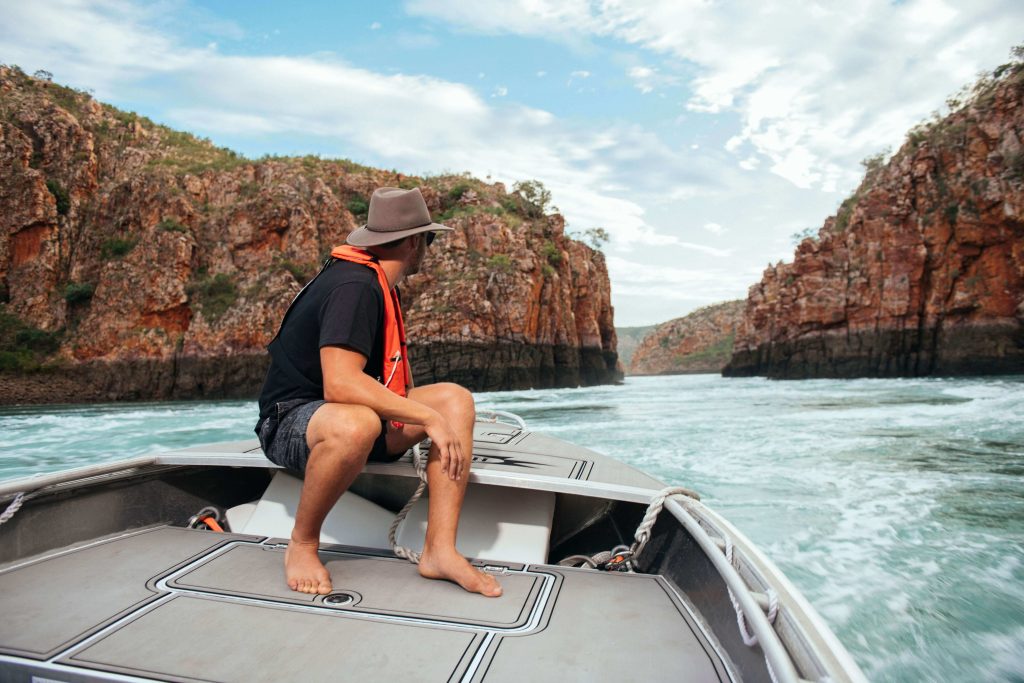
[255,186,501,598]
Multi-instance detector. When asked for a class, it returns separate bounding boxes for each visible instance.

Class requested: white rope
[630,485,701,559]
[724,537,780,647]
[388,444,428,564]
[475,410,527,430]
[558,485,700,570]
[0,492,25,525]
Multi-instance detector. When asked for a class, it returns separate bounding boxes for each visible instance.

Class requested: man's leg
[386,383,502,597]
[286,403,382,595]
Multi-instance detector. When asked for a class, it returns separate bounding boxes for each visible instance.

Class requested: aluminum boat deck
[1,525,734,682]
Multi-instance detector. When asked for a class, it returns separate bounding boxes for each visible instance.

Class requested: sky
[1,1,1022,326]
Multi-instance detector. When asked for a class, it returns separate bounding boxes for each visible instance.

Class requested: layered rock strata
[0,67,620,403]
[726,63,1024,378]
[629,301,744,375]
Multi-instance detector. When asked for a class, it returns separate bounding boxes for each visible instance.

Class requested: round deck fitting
[323,592,355,606]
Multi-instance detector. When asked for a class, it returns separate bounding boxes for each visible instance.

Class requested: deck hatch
[168,543,543,629]
[474,567,735,682]
[0,527,230,660]
[62,595,482,682]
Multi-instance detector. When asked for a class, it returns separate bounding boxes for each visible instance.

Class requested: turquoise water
[2,375,1023,682]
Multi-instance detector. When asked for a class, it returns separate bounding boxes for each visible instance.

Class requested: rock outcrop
[0,66,620,403]
[629,301,744,375]
[725,60,1024,378]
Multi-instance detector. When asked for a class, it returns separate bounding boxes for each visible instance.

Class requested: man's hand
[423,409,464,480]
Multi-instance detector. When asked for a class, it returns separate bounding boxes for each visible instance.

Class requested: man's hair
[365,236,410,258]
[378,236,408,250]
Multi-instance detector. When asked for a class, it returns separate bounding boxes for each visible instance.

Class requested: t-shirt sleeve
[318,281,383,359]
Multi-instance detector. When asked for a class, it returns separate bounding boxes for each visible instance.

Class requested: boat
[0,410,866,682]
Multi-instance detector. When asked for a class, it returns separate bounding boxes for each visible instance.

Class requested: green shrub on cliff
[347,196,369,217]
[279,259,314,285]
[447,182,472,201]
[45,179,70,216]
[512,180,554,218]
[101,237,138,259]
[487,254,513,272]
[63,282,95,304]
[0,311,62,372]
[157,218,188,233]
[542,240,562,265]
[189,273,237,320]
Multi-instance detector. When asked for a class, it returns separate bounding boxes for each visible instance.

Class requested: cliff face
[0,67,620,403]
[629,301,744,375]
[726,63,1024,378]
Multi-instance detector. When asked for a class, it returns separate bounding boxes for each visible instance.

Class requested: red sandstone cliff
[630,300,744,375]
[725,60,1024,378]
[0,66,620,403]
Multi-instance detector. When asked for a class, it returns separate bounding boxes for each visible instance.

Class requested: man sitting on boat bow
[255,187,502,598]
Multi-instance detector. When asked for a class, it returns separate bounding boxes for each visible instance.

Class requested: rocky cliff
[725,59,1024,378]
[0,66,620,403]
[629,300,744,375]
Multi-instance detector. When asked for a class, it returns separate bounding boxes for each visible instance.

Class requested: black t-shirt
[256,258,386,424]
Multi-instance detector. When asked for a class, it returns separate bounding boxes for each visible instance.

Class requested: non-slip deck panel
[169,543,542,629]
[62,595,482,682]
[0,527,232,659]
[477,567,732,682]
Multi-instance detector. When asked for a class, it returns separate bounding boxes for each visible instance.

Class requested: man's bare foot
[285,538,333,595]
[418,547,503,597]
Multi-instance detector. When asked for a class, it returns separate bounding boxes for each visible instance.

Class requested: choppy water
[2,375,1023,682]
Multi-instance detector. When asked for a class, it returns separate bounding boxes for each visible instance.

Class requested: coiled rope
[388,444,428,564]
[0,492,25,526]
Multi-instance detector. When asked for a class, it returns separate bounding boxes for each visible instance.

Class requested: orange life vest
[330,245,411,398]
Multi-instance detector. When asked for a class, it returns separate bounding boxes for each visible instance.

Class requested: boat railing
[663,495,804,682]
[475,409,527,430]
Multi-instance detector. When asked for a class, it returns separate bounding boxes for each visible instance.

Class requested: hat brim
[346,222,454,247]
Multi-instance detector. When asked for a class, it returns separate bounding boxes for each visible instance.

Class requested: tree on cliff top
[512,180,556,218]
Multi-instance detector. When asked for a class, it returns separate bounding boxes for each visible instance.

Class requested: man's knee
[432,382,475,419]
[316,405,381,452]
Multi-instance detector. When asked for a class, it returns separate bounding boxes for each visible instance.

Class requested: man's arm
[321,346,465,480]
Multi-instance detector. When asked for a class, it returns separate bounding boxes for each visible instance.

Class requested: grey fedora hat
[346,187,453,247]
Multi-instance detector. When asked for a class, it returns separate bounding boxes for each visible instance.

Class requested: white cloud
[536,70,546,77]
[406,0,1024,194]
[370,21,381,30]
[406,0,603,37]
[626,64,677,94]
[492,85,508,97]
[703,222,724,235]
[739,156,760,171]
[607,255,751,306]
[630,67,653,94]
